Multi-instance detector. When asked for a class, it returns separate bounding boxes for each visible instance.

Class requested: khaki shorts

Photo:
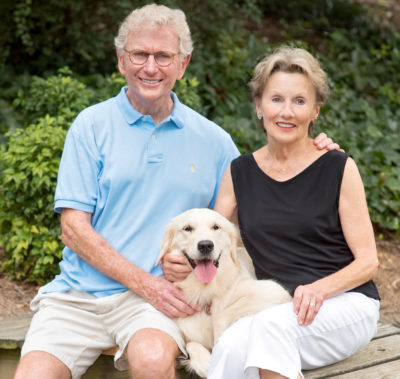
[21,289,185,379]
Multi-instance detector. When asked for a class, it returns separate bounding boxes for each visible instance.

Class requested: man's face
[117,25,190,110]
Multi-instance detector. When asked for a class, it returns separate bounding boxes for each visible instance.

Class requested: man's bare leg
[127,328,180,379]
[14,351,70,379]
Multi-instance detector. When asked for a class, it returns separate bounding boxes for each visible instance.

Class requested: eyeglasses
[123,49,180,67]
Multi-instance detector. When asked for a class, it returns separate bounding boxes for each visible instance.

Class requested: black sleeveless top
[231,150,379,300]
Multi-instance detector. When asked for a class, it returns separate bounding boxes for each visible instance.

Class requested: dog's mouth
[183,252,222,283]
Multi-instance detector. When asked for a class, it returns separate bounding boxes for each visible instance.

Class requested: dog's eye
[212,224,220,230]
[183,225,193,232]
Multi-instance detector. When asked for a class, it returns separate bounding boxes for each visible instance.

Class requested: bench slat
[1,315,400,378]
[328,359,400,378]
[0,314,32,349]
[304,334,400,378]
[374,322,400,339]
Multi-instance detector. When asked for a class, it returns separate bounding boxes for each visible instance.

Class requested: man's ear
[177,54,191,80]
[116,49,126,76]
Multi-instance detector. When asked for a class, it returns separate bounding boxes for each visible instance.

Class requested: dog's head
[157,208,238,284]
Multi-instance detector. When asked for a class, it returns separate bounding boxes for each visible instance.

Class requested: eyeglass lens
[130,51,174,67]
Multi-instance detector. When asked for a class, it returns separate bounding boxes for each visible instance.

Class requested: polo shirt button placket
[147,126,163,164]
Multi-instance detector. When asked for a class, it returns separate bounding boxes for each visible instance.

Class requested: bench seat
[1,315,399,378]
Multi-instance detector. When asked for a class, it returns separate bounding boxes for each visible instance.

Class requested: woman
[163,46,379,379]
[208,46,380,378]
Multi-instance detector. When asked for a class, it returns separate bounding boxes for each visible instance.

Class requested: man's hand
[140,273,200,318]
[313,132,344,152]
[162,252,192,282]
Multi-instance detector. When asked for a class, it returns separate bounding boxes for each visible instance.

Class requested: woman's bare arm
[294,157,379,325]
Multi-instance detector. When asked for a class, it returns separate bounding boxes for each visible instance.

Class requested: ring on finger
[309,302,315,307]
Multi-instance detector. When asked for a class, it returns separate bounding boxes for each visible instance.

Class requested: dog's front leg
[212,298,258,341]
[181,341,211,378]
[213,312,238,342]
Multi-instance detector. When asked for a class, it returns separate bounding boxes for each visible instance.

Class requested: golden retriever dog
[157,208,292,378]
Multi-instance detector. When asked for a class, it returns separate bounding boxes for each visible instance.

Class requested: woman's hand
[293,284,325,326]
[161,252,192,282]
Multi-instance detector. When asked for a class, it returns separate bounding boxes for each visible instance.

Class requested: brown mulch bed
[375,239,400,326]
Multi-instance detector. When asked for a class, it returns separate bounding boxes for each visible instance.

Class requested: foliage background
[0,0,399,284]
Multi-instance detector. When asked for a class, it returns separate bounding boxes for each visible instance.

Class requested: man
[15,4,338,379]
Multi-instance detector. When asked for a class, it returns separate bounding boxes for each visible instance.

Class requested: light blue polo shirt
[41,87,239,297]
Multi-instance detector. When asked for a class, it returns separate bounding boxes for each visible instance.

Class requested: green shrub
[2,0,261,75]
[218,115,265,154]
[317,83,400,232]
[312,23,400,233]
[174,76,204,114]
[0,115,67,283]
[188,28,265,119]
[1,0,135,74]
[93,72,127,102]
[0,66,32,143]
[13,67,95,126]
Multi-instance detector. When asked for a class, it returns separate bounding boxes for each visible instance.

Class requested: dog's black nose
[198,240,214,255]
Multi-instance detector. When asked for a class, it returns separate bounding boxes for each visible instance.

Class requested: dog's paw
[181,341,211,379]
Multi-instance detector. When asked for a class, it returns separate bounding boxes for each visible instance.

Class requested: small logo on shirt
[190,164,195,173]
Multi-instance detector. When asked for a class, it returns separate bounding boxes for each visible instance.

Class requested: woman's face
[256,71,320,145]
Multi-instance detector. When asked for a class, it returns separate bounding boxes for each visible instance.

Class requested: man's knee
[126,328,180,378]
[15,351,71,379]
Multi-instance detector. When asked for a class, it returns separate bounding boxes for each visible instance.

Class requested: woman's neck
[266,138,314,163]
[254,138,323,180]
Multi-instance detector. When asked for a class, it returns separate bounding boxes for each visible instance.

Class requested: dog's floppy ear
[155,222,175,265]
[228,223,238,264]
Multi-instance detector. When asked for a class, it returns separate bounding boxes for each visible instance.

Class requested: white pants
[208,292,379,379]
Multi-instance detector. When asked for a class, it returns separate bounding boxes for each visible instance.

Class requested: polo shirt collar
[169,92,185,129]
[116,86,184,129]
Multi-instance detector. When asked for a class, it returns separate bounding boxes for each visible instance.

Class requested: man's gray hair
[114,3,193,56]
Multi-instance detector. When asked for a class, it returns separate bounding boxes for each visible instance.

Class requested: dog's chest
[176,312,214,350]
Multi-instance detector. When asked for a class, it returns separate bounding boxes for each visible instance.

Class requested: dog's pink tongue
[194,260,217,283]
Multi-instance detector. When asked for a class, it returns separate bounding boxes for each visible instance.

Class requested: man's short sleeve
[54,112,102,214]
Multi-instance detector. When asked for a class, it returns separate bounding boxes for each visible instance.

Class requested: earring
[257,114,262,120]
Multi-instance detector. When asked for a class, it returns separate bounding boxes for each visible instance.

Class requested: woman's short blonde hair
[114,4,193,57]
[249,46,329,105]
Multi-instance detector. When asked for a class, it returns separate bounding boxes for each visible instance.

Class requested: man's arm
[61,208,199,317]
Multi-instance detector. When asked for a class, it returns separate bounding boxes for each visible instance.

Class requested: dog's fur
[157,208,292,378]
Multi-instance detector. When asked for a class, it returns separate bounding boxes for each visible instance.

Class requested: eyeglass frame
[123,48,181,67]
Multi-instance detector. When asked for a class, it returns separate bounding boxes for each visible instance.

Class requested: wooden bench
[1,315,400,378]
